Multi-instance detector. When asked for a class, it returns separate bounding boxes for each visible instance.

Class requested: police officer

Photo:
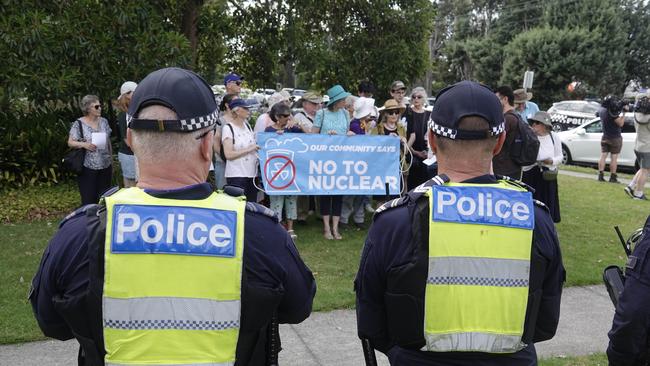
[30,67,316,366]
[355,81,565,365]
[607,214,650,365]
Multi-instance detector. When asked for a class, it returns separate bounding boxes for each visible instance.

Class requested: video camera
[601,95,632,118]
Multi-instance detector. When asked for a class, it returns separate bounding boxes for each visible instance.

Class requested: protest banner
[257,133,401,195]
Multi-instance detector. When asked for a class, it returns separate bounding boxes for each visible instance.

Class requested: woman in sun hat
[370,99,408,197]
[311,84,353,240]
[522,111,562,222]
[115,81,138,187]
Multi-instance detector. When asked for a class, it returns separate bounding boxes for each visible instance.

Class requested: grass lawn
[1,171,648,344]
[539,353,608,365]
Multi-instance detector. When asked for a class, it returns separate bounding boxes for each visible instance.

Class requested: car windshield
[580,103,600,114]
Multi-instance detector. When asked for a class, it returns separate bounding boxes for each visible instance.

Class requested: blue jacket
[30,183,316,365]
[608,215,650,366]
[355,175,565,365]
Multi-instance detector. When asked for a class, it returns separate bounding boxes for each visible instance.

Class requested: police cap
[429,81,505,140]
[127,67,218,133]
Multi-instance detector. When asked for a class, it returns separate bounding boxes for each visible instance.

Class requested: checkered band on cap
[178,109,219,131]
[428,118,505,140]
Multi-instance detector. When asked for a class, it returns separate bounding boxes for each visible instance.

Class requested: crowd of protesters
[66,71,650,239]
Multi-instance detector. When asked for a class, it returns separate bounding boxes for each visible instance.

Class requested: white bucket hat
[353,97,377,119]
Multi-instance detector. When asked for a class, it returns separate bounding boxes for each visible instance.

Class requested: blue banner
[111,204,237,257]
[431,186,534,229]
[257,133,401,195]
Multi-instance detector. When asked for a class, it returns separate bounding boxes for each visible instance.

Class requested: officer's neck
[437,158,492,183]
[136,163,208,190]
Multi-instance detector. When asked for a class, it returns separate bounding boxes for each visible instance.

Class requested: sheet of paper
[91,132,107,149]
[423,155,437,166]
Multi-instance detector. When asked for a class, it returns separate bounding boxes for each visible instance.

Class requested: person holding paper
[67,94,113,205]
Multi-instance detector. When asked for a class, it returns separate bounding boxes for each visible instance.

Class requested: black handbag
[62,120,86,174]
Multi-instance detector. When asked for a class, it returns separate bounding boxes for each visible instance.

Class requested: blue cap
[127,67,218,132]
[228,98,251,110]
[224,72,244,85]
[429,81,505,140]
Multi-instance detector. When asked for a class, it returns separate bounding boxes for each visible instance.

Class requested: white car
[548,100,601,131]
[558,113,638,168]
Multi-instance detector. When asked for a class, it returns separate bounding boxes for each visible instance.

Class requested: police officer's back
[355,81,565,365]
[30,67,316,365]
[607,215,650,366]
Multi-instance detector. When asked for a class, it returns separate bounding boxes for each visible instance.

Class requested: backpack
[506,111,540,166]
[219,122,252,161]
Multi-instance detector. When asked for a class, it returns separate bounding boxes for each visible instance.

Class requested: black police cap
[127,67,218,132]
[429,81,505,140]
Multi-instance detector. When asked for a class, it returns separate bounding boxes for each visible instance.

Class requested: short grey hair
[130,105,211,164]
[410,87,428,104]
[80,95,99,115]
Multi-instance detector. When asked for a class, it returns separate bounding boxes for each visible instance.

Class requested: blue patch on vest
[111,204,237,257]
[431,186,534,230]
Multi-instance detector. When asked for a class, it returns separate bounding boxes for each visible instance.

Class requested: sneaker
[633,194,648,201]
[609,173,619,184]
[365,204,375,213]
[598,172,605,182]
[624,186,634,198]
[287,230,298,239]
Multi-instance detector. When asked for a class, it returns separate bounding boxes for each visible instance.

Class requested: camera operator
[598,95,627,183]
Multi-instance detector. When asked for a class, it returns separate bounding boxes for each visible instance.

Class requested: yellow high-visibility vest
[423,181,534,353]
[103,187,245,365]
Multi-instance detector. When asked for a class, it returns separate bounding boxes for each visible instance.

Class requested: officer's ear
[126,128,133,150]
[428,129,437,154]
[493,131,506,156]
[199,129,214,163]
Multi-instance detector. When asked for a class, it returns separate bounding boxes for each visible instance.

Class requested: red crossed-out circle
[263,155,296,190]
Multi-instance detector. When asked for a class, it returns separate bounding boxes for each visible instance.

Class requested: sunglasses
[391,88,406,94]
[386,110,400,116]
[92,104,101,110]
[234,81,242,86]
[278,114,290,118]
[411,95,423,99]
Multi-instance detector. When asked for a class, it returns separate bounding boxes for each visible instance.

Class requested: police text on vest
[111,204,238,257]
[431,186,534,229]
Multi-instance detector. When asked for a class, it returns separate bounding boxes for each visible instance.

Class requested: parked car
[548,100,601,131]
[558,113,638,169]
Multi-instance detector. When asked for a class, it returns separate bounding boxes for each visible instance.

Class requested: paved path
[559,168,649,188]
[0,285,615,365]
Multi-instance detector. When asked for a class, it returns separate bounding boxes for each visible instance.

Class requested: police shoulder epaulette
[496,175,535,193]
[245,202,280,222]
[374,196,408,216]
[533,199,550,213]
[59,204,98,228]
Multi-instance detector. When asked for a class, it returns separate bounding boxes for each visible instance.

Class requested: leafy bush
[0,99,78,187]
[0,182,79,223]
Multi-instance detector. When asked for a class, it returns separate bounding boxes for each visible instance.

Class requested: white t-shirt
[221,122,258,178]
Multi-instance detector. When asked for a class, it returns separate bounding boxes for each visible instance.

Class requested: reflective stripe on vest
[103,188,245,365]
[423,182,534,353]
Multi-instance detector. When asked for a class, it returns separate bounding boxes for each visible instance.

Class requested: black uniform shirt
[607,215,650,366]
[355,175,565,366]
[31,183,316,362]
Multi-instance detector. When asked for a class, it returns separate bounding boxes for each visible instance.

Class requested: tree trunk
[181,0,205,69]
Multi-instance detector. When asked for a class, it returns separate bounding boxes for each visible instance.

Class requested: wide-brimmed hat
[353,97,377,119]
[529,111,552,127]
[301,91,323,104]
[429,81,504,140]
[127,68,218,132]
[268,91,291,108]
[118,81,137,99]
[514,89,532,104]
[381,99,406,116]
[326,85,351,106]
